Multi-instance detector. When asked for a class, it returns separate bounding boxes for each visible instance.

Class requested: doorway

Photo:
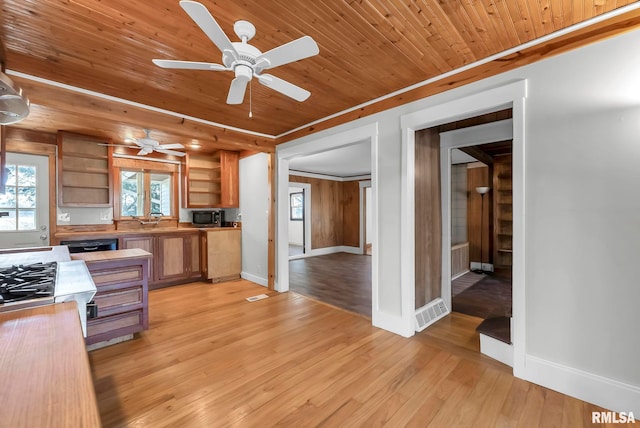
[276,122,379,323]
[0,152,50,249]
[288,183,311,260]
[448,140,513,324]
[401,80,525,368]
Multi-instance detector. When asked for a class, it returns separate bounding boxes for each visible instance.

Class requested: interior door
[0,153,50,249]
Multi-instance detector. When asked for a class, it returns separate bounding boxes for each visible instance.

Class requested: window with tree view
[120,170,172,217]
[0,164,37,231]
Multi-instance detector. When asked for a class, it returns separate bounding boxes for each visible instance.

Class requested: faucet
[138,212,163,225]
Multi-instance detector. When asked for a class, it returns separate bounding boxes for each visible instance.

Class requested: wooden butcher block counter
[0,302,101,427]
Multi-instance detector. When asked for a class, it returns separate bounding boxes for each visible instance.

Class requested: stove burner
[0,262,57,304]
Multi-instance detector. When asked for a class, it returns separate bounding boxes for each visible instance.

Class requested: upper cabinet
[58,131,113,207]
[184,150,239,208]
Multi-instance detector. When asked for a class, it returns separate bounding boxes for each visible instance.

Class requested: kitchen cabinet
[121,230,201,288]
[202,228,241,282]
[58,131,113,207]
[184,150,239,208]
[72,249,151,347]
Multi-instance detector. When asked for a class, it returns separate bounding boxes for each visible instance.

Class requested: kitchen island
[0,302,101,427]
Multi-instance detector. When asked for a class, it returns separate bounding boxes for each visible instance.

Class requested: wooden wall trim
[277,9,640,144]
[414,128,442,308]
[267,153,275,290]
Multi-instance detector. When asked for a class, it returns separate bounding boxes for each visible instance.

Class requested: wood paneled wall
[467,164,493,265]
[415,128,442,309]
[342,181,360,247]
[289,175,361,250]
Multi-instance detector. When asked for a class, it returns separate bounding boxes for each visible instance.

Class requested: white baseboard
[340,245,362,254]
[451,269,470,280]
[479,334,513,367]
[308,246,364,257]
[240,272,268,287]
[524,355,640,414]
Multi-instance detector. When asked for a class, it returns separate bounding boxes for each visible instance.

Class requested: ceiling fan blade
[124,137,144,147]
[227,77,248,104]
[152,59,226,71]
[156,149,186,157]
[158,143,185,150]
[255,36,319,70]
[257,74,310,102]
[137,148,152,156]
[179,1,238,59]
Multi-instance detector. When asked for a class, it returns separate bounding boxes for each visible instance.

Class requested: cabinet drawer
[94,287,143,314]
[87,310,143,337]
[89,265,144,286]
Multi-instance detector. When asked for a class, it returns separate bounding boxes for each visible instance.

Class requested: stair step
[476,316,511,344]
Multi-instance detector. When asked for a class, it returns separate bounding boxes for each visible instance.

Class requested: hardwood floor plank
[289,252,372,317]
[89,279,620,427]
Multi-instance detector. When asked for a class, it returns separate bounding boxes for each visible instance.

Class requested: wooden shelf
[493,154,513,269]
[58,132,113,208]
[184,151,238,208]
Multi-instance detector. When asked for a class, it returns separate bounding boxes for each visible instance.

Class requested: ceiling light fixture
[0,72,30,125]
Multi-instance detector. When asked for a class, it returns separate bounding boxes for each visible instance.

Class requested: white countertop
[0,246,96,337]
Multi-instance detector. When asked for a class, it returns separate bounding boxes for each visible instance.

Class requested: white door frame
[287,182,311,260]
[0,152,50,248]
[400,80,527,376]
[276,122,379,321]
[439,119,513,310]
[359,180,371,255]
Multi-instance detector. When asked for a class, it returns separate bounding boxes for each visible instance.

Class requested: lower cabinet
[202,229,241,282]
[121,230,201,289]
[84,254,150,346]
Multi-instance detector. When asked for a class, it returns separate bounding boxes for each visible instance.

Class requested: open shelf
[58,131,113,207]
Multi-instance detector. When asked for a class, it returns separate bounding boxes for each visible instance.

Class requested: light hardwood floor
[89,280,617,427]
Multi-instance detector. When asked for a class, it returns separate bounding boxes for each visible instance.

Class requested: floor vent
[415,298,450,332]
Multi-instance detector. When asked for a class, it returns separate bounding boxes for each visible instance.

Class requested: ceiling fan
[152,0,319,105]
[103,129,186,157]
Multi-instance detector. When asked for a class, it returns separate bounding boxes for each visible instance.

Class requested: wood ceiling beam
[277,7,640,144]
[458,146,494,166]
[11,77,276,153]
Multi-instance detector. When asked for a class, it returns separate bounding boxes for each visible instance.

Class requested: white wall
[288,187,304,245]
[277,29,640,411]
[239,153,269,286]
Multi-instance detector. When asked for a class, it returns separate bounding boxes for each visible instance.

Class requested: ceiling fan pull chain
[249,79,253,119]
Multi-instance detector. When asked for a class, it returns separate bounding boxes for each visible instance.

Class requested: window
[0,164,37,231]
[290,192,304,221]
[119,170,174,218]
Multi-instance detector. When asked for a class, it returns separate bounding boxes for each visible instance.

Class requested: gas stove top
[0,261,57,306]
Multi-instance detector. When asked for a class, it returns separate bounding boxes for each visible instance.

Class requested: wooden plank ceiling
[1,0,639,153]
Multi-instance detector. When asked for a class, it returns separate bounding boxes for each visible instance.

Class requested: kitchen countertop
[0,302,101,427]
[71,248,152,263]
[55,226,240,241]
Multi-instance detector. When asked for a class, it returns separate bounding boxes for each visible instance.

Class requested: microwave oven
[192,210,224,226]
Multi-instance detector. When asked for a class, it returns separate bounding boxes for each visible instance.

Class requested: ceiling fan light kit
[153,1,319,107]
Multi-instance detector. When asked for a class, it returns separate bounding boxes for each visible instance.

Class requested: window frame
[113,158,179,221]
[290,191,304,221]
